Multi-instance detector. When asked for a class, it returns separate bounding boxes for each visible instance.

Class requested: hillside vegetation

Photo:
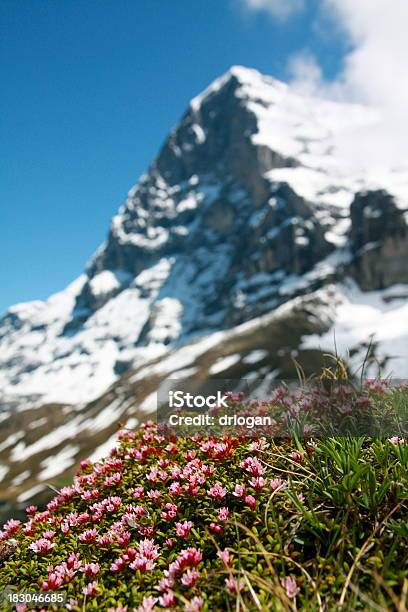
[0,382,407,611]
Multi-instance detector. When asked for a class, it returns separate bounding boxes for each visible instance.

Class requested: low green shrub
[0,385,407,611]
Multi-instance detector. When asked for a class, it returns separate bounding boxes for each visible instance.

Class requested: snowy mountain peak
[189,65,283,112]
[1,66,407,408]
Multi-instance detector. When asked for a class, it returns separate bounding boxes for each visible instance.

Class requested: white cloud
[324,0,408,107]
[287,51,323,96]
[288,0,408,166]
[242,0,304,21]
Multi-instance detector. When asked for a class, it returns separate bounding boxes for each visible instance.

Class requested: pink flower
[157,576,175,592]
[244,495,256,509]
[67,552,82,570]
[183,482,199,495]
[104,472,122,487]
[3,519,21,535]
[59,486,77,501]
[42,531,55,540]
[124,512,139,529]
[176,521,193,538]
[233,483,245,497]
[217,549,231,566]
[200,440,215,454]
[66,511,80,527]
[170,547,202,575]
[123,548,137,563]
[240,457,265,477]
[146,467,159,483]
[249,439,268,452]
[210,522,223,534]
[23,521,34,536]
[218,507,230,522]
[184,450,196,460]
[138,525,155,537]
[137,597,158,612]
[81,489,100,501]
[291,451,304,463]
[164,538,175,548]
[49,561,77,584]
[161,503,178,520]
[138,538,160,560]
[98,534,113,546]
[202,464,214,476]
[25,505,37,514]
[296,493,305,503]
[42,573,64,591]
[82,562,100,577]
[47,499,60,511]
[184,596,204,612]
[77,473,96,485]
[134,505,148,518]
[281,575,300,599]
[169,482,182,495]
[29,538,55,554]
[130,556,156,572]
[159,591,176,607]
[170,465,182,479]
[364,379,388,393]
[208,483,227,500]
[270,478,285,491]
[117,531,131,547]
[147,489,161,501]
[133,486,144,499]
[82,581,99,597]
[388,436,405,445]
[249,477,266,489]
[110,557,126,573]
[79,528,98,543]
[225,577,244,594]
[78,512,90,523]
[104,495,122,512]
[32,509,50,523]
[127,539,160,573]
[181,568,199,587]
[339,404,352,416]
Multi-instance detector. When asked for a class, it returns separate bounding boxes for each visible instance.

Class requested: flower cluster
[1,381,407,611]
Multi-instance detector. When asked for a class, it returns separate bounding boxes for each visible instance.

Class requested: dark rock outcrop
[350,190,408,290]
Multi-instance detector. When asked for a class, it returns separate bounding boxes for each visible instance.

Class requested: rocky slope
[1,66,407,513]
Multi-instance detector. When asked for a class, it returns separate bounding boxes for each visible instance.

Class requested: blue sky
[0,0,348,313]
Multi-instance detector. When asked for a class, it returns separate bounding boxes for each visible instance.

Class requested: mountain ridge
[0,65,407,406]
[1,65,408,512]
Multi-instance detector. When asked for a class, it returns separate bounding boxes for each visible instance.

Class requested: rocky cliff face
[350,190,408,290]
[78,70,333,333]
[0,66,407,409]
